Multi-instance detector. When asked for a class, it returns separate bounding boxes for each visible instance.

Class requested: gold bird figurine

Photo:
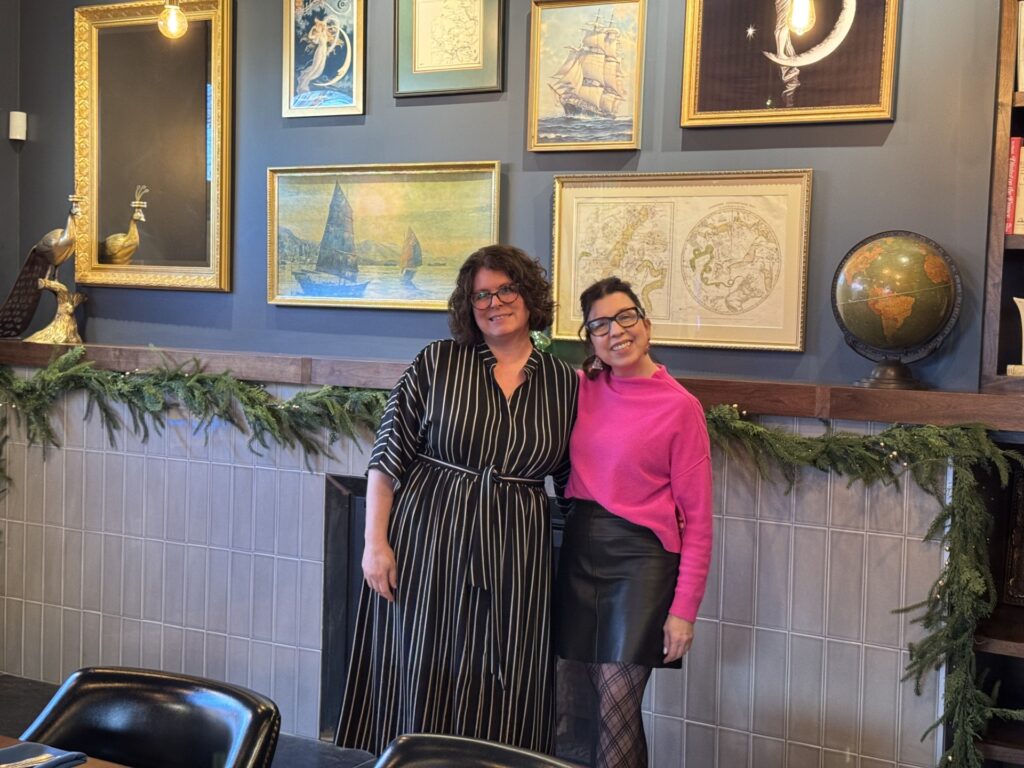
[0,194,81,338]
[102,185,149,265]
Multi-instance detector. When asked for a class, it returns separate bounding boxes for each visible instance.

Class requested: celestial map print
[681,206,782,315]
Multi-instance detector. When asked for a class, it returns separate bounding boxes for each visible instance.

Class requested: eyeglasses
[584,306,645,337]
[471,284,520,309]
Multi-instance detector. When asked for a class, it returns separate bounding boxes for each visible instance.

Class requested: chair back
[372,733,579,767]
[20,666,280,768]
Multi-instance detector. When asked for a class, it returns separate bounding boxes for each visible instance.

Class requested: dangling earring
[592,357,604,370]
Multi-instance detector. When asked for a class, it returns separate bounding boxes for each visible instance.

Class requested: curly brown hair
[448,244,555,345]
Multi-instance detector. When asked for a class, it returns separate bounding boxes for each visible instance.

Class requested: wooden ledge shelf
[979,720,1024,764]
[3,339,1024,430]
[977,604,1024,658]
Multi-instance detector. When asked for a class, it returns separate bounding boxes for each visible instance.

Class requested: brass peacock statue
[0,194,82,338]
[101,185,149,265]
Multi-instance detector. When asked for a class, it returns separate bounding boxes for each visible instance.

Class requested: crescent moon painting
[284,0,366,117]
[681,0,899,127]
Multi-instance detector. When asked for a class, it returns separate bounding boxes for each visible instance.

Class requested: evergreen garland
[0,348,1022,766]
[0,347,386,471]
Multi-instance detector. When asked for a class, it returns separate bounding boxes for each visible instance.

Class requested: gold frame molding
[552,169,812,350]
[527,0,646,152]
[74,0,233,290]
[267,160,501,310]
[681,0,900,127]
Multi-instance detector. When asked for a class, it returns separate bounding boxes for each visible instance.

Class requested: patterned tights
[586,662,652,768]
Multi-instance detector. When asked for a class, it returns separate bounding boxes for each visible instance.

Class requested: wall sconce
[9,111,27,142]
[158,1,189,39]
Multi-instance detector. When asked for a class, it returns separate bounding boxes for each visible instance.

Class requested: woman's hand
[663,615,694,663]
[363,541,397,602]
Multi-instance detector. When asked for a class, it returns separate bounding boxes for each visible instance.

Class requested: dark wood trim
[981,0,1019,384]
[977,604,1024,658]
[981,373,1024,394]
[979,720,1024,764]
[6,339,1024,429]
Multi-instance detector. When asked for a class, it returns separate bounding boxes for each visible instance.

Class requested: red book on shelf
[1008,137,1022,234]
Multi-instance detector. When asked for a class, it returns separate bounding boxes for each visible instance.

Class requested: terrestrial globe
[831,231,961,389]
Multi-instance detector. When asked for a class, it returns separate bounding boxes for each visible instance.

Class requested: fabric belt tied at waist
[417,453,545,688]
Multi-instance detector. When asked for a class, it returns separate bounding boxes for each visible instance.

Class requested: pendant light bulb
[158,2,188,39]
[788,0,816,35]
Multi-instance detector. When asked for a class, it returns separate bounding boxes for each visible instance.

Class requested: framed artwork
[552,170,812,350]
[283,0,365,117]
[528,0,646,151]
[394,0,505,96]
[74,0,232,290]
[268,161,500,309]
[681,0,899,127]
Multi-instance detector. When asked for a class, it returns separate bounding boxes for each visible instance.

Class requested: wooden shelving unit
[982,0,1024,393]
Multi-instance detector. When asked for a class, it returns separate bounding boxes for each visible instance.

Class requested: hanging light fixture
[158,1,189,39]
[788,0,816,35]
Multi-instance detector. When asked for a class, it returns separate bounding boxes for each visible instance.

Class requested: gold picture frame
[528,0,646,151]
[553,170,812,350]
[268,161,501,310]
[681,0,900,127]
[284,0,366,117]
[73,0,232,290]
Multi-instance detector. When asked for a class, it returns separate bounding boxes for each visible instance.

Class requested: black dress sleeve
[367,342,434,489]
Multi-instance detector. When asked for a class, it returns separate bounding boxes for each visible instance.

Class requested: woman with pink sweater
[554,277,714,768]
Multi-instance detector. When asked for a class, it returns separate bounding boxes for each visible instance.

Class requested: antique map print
[414,0,484,73]
[555,172,810,349]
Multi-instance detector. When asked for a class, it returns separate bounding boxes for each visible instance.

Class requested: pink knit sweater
[565,366,713,622]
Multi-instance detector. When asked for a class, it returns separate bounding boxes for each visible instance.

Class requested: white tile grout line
[746,476,761,768]
[712,449,727,768]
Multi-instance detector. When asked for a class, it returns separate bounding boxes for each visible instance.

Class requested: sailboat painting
[528,0,646,151]
[268,162,500,309]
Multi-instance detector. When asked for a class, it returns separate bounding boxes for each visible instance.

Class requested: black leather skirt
[554,499,682,669]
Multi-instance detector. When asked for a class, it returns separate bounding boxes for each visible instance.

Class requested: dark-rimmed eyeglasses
[471,284,520,310]
[583,306,645,337]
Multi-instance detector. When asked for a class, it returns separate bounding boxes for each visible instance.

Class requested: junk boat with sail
[293,181,369,297]
[399,227,422,286]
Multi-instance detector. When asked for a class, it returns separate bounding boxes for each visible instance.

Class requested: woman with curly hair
[337,244,578,755]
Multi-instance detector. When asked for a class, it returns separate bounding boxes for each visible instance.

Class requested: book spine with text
[1008,137,1022,234]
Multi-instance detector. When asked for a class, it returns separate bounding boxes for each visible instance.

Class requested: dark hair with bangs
[448,245,555,346]
[579,276,647,379]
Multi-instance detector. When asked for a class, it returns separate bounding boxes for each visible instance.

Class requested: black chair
[20,666,280,768]
[371,733,580,767]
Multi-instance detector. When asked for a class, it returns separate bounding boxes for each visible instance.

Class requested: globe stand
[854,359,927,390]
[831,231,963,393]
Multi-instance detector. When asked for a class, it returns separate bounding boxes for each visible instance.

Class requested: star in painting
[746,24,756,40]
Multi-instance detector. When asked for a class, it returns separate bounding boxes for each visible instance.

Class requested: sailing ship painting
[529,0,645,151]
[269,162,500,309]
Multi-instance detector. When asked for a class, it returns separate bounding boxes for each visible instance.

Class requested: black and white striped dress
[336,339,578,756]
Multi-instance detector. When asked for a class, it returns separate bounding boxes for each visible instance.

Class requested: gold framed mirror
[73,0,232,290]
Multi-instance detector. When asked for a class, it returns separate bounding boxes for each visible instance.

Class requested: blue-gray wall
[1,0,19,291]
[14,0,1000,390]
